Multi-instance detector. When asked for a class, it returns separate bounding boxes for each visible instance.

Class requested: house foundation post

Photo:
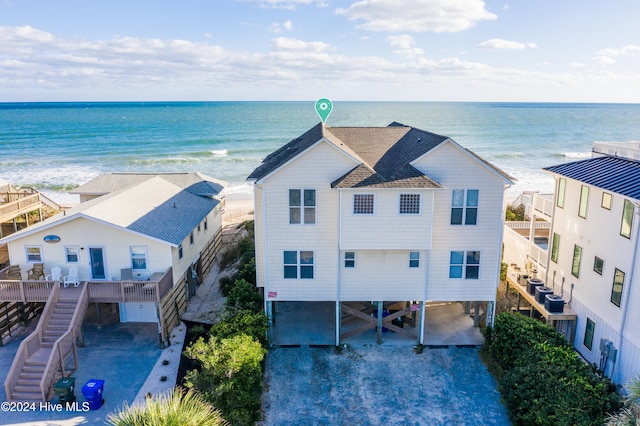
[335,301,341,346]
[95,302,102,327]
[419,301,426,345]
[265,300,273,345]
[155,303,164,348]
[474,302,480,327]
[376,301,383,344]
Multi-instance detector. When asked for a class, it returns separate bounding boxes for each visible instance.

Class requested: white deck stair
[5,284,88,402]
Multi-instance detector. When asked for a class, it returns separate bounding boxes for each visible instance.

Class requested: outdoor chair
[6,265,22,280]
[63,266,80,288]
[27,263,45,280]
[46,266,62,282]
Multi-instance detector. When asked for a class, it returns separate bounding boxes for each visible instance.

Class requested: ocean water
[1,101,639,204]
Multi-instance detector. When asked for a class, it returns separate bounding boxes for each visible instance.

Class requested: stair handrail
[39,283,89,402]
[4,283,59,401]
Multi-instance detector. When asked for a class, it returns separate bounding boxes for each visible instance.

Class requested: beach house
[503,143,640,387]
[248,122,514,345]
[0,173,225,401]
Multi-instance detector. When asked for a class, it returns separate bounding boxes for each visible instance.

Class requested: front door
[89,247,106,280]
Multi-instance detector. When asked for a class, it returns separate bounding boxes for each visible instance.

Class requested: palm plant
[107,388,228,426]
[606,375,640,426]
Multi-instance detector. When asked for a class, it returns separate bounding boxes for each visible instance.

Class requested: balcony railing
[0,266,173,304]
[532,193,554,219]
[87,268,173,303]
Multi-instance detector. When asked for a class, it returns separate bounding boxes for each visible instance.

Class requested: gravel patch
[261,345,510,426]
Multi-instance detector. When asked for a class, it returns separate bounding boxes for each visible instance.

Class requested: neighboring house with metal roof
[0,175,225,324]
[542,152,640,387]
[503,145,640,387]
[248,122,514,345]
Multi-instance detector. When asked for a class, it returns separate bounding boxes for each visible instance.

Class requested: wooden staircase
[5,284,88,402]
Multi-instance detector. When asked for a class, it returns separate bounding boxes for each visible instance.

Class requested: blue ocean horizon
[2,101,639,204]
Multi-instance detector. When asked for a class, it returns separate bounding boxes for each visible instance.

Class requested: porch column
[265,300,273,345]
[419,301,426,345]
[474,302,480,327]
[155,303,163,348]
[335,301,341,346]
[376,301,383,344]
[487,300,496,327]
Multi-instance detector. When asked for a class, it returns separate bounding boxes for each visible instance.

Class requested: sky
[1,0,639,102]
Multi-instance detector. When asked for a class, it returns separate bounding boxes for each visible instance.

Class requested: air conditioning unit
[535,286,553,304]
[545,294,564,313]
[527,277,544,295]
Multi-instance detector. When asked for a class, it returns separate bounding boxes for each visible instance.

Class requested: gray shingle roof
[70,172,226,198]
[0,176,219,246]
[248,122,512,189]
[544,155,640,200]
[127,186,219,245]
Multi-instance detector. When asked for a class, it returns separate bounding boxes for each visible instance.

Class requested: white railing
[39,285,88,402]
[4,283,59,401]
[532,193,554,218]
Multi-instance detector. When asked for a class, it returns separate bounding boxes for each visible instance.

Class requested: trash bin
[82,379,104,410]
[53,377,76,405]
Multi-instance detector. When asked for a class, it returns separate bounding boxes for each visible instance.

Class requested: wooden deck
[0,191,42,226]
[505,269,577,344]
[0,267,173,304]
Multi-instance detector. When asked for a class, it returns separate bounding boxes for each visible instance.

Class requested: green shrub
[184,334,266,426]
[487,311,569,370]
[218,275,236,297]
[485,312,622,426]
[236,257,256,286]
[210,310,268,348]
[224,278,263,315]
[107,388,228,426]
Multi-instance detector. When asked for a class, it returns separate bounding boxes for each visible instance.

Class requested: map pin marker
[315,98,333,123]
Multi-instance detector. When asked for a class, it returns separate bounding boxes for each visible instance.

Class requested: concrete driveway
[261,345,510,426]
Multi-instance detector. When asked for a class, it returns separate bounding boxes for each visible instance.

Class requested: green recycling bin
[53,377,76,405]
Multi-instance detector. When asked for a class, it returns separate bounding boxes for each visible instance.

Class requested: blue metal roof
[544,155,640,200]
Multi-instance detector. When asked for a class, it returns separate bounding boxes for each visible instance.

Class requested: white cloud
[271,37,331,52]
[336,0,497,33]
[270,20,294,33]
[477,38,536,50]
[570,62,586,68]
[0,25,639,102]
[236,0,326,9]
[594,44,640,65]
[388,35,424,57]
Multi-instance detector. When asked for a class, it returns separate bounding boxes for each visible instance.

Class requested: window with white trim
[400,194,420,214]
[353,194,374,214]
[65,246,79,263]
[344,251,355,268]
[611,268,625,307]
[26,246,42,262]
[178,244,183,260]
[571,244,582,278]
[601,192,612,210]
[130,246,148,270]
[584,318,595,351]
[557,178,566,208]
[190,232,194,246]
[284,250,314,279]
[289,189,316,224]
[621,199,634,239]
[449,251,480,279]
[451,189,478,225]
[409,251,420,268]
[578,185,589,219]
